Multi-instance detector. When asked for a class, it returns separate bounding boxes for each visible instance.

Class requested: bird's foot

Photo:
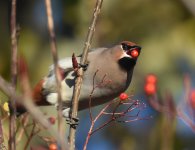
[79,63,88,71]
[62,108,79,129]
[66,117,79,129]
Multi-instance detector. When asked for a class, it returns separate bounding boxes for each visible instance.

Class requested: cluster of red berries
[144,74,157,96]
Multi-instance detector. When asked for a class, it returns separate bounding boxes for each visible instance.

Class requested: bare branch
[0,75,65,147]
[44,0,66,149]
[24,121,36,150]
[0,76,48,126]
[9,0,18,149]
[69,0,104,149]
[82,71,146,150]
[16,114,30,144]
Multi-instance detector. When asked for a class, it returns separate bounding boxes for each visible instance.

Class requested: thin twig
[9,0,18,149]
[0,77,48,127]
[16,114,30,144]
[0,75,63,145]
[89,70,99,123]
[83,100,113,150]
[69,0,103,149]
[90,100,141,135]
[44,0,66,149]
[84,72,145,149]
[24,121,36,150]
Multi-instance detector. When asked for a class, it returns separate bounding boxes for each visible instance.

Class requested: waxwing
[17,41,141,117]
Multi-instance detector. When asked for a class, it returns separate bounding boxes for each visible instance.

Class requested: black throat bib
[118,57,136,71]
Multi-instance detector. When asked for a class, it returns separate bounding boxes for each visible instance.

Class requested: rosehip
[144,83,156,95]
[146,74,157,84]
[49,143,57,150]
[48,117,56,125]
[119,93,128,101]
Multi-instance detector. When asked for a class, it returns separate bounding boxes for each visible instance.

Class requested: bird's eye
[121,43,130,51]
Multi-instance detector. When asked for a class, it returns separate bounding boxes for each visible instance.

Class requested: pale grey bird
[17,41,141,119]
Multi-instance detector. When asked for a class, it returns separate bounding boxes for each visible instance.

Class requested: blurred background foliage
[1,0,195,149]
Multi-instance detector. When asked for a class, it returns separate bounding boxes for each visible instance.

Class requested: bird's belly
[78,80,127,110]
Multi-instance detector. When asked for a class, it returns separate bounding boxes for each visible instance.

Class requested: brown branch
[69,0,104,149]
[0,75,64,146]
[24,121,36,150]
[84,98,145,150]
[83,71,145,149]
[44,0,67,149]
[0,76,48,126]
[9,0,18,149]
[0,119,4,146]
[16,114,30,144]
[83,100,114,150]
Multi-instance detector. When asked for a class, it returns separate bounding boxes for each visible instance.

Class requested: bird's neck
[118,57,136,71]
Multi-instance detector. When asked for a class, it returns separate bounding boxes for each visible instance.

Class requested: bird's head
[115,41,141,71]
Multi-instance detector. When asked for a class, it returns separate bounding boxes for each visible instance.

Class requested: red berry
[190,90,195,109]
[48,117,56,125]
[130,49,139,58]
[144,83,156,95]
[49,143,57,150]
[119,93,128,101]
[146,74,157,84]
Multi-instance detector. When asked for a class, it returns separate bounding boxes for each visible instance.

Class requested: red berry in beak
[130,49,139,58]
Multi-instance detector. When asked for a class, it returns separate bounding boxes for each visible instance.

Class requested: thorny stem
[9,0,18,149]
[69,0,103,149]
[44,0,67,149]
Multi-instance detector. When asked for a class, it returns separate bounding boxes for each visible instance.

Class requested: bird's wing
[44,57,79,91]
[77,47,107,57]
[49,57,80,72]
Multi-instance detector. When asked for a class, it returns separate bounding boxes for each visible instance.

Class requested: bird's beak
[126,46,141,59]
